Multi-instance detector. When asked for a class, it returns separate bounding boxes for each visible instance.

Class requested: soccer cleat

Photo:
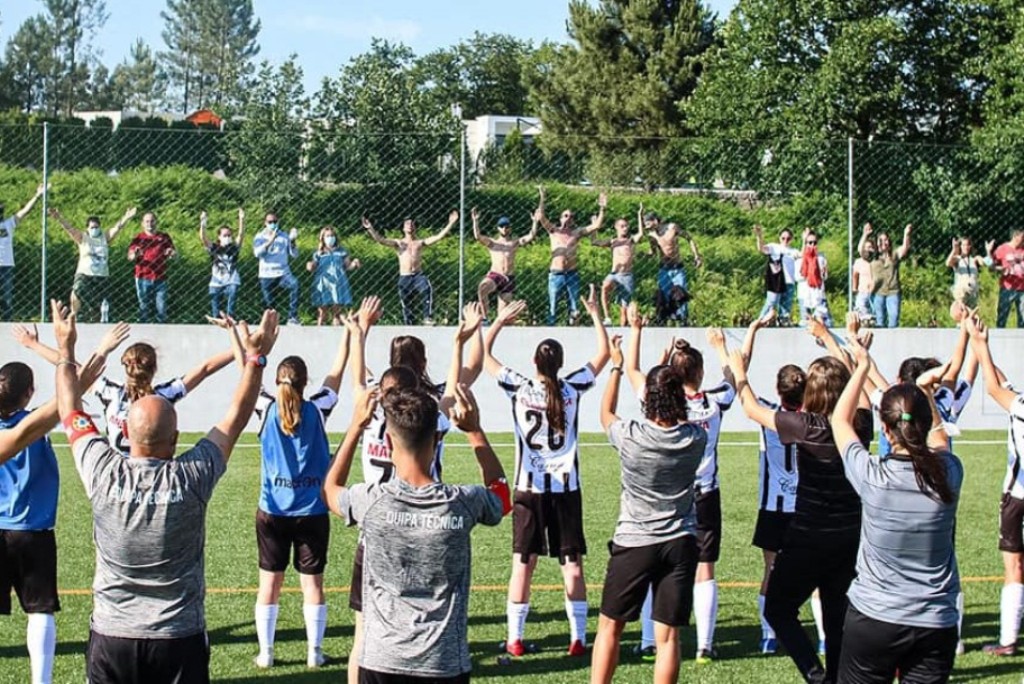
[632,644,657,662]
[982,642,1017,657]
[307,648,326,668]
[503,640,526,657]
[254,650,274,669]
[567,640,587,657]
[955,640,965,656]
[760,637,777,655]
[695,647,717,664]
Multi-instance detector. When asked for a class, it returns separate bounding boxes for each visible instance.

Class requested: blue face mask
[325,236,337,247]
[267,222,279,232]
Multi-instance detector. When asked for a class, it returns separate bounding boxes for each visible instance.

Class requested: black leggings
[765,543,857,684]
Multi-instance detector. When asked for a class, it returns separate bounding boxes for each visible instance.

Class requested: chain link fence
[0,122,1020,327]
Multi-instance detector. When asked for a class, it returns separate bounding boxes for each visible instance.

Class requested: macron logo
[274,476,322,489]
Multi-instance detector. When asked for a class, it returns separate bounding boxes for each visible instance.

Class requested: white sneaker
[254,650,274,668]
[602,317,612,326]
[287,317,301,326]
[307,647,326,668]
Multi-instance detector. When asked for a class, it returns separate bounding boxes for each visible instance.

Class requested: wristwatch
[246,353,267,367]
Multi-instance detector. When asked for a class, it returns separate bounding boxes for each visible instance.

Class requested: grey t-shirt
[841,440,962,628]
[72,435,226,638]
[340,478,503,678]
[607,419,706,547]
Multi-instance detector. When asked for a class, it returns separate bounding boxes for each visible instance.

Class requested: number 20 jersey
[498,365,596,493]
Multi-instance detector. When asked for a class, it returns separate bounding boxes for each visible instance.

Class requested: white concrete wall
[2,323,1021,434]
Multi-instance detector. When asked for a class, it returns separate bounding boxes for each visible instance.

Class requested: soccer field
[1,431,1021,683]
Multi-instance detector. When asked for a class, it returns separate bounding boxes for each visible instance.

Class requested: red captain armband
[488,478,513,517]
[63,411,100,444]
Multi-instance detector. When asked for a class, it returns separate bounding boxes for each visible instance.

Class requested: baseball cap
[497,216,511,227]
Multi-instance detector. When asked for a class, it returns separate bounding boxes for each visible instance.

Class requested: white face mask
[88,226,102,238]
[325,235,336,248]
[219,235,232,247]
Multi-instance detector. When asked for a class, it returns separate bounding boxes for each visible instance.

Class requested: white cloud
[286,15,422,43]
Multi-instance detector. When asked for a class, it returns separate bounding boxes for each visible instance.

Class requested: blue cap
[497,216,511,227]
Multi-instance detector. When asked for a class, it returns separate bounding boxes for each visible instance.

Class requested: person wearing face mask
[49,206,137,321]
[862,221,912,328]
[200,209,246,319]
[0,184,47,321]
[253,212,301,325]
[851,231,876,324]
[306,225,359,326]
[127,211,177,324]
[946,237,986,310]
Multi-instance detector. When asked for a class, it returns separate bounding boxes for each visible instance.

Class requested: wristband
[488,478,513,517]
[63,410,99,443]
[245,353,267,367]
[610,366,623,373]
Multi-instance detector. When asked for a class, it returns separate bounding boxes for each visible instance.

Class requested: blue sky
[2,0,738,95]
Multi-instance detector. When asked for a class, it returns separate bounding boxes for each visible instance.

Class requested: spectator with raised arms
[49,205,136,321]
[54,301,279,683]
[252,211,300,325]
[755,225,800,324]
[592,208,644,326]
[0,184,46,321]
[472,206,539,323]
[644,211,702,326]
[485,288,609,658]
[947,236,987,310]
[362,211,458,325]
[200,208,245,320]
[862,222,912,328]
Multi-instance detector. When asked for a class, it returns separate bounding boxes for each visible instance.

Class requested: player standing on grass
[55,302,279,683]
[472,206,539,323]
[250,327,351,669]
[485,289,610,658]
[963,314,1024,657]
[623,305,735,663]
[591,209,644,326]
[590,336,705,684]
[1,323,125,684]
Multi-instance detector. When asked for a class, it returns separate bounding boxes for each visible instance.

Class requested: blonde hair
[316,225,336,255]
[276,356,308,436]
[122,343,157,402]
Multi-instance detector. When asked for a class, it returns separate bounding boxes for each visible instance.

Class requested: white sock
[811,594,826,643]
[303,603,328,654]
[255,603,279,657]
[640,588,655,650]
[26,613,55,684]
[566,598,588,645]
[507,601,529,642]
[999,583,1024,646]
[758,594,775,641]
[694,580,718,651]
[956,590,965,640]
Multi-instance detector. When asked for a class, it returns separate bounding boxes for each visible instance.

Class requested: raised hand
[12,323,39,348]
[496,299,527,325]
[609,335,624,367]
[205,312,237,330]
[457,303,485,342]
[753,224,763,236]
[356,296,382,331]
[448,210,459,224]
[985,239,995,254]
[598,192,608,209]
[581,284,599,318]
[807,316,829,340]
[727,349,748,384]
[450,383,481,433]
[237,207,245,222]
[844,333,870,367]
[470,207,479,222]
[626,301,644,330]
[288,228,298,241]
[50,300,76,354]
[862,223,873,236]
[238,310,280,356]
[845,311,861,337]
[124,207,138,220]
[97,322,131,356]
[361,216,372,230]
[755,308,776,328]
[706,327,726,349]
[352,386,380,429]
[47,207,59,219]
[965,313,988,342]
[200,211,208,228]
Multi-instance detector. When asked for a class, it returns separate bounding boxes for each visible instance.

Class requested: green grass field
[1,431,1021,683]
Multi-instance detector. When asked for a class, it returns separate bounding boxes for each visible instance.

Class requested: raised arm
[624,302,647,392]
[440,304,484,416]
[578,193,607,238]
[483,300,526,376]
[535,186,555,233]
[450,384,507,489]
[832,337,871,451]
[235,208,246,246]
[199,211,211,249]
[459,303,485,386]
[471,208,490,247]
[809,316,853,372]
[321,328,351,395]
[107,206,137,242]
[740,313,772,371]
[896,223,912,260]
[14,184,45,223]
[423,210,458,247]
[966,315,1018,411]
[857,223,872,257]
[754,224,769,255]
[347,296,380,393]
[706,327,736,387]
[180,348,237,394]
[945,237,960,269]
[940,319,970,390]
[519,212,540,246]
[47,207,83,243]
[601,335,624,431]
[581,284,610,374]
[323,386,378,516]
[361,216,399,249]
[13,324,62,365]
[727,349,777,429]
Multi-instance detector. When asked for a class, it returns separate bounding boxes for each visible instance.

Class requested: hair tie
[277,378,293,386]
[900,412,912,422]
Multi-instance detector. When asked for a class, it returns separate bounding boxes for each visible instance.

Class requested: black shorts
[999,493,1024,553]
[599,536,698,627]
[752,510,794,553]
[0,529,60,615]
[87,629,210,684]
[837,604,956,684]
[255,510,330,574]
[349,542,365,612]
[72,273,109,311]
[695,489,722,563]
[512,490,587,563]
[360,668,469,684]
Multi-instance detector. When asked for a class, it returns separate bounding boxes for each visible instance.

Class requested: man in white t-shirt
[0,184,46,320]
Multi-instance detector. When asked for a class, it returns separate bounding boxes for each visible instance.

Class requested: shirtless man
[644,208,702,325]
[472,207,539,322]
[536,188,607,325]
[591,216,644,326]
[362,211,457,325]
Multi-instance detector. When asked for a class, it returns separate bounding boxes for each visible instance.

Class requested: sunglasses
[806,240,817,245]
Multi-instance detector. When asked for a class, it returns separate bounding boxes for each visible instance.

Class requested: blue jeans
[398,273,433,324]
[0,265,13,320]
[656,265,689,324]
[259,274,298,320]
[759,283,795,322]
[997,288,1024,328]
[209,284,238,319]
[871,293,901,328]
[547,270,580,324]
[135,278,168,323]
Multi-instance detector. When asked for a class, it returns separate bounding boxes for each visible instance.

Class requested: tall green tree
[159,0,202,112]
[0,15,54,112]
[41,0,109,116]
[527,0,716,185]
[110,39,165,110]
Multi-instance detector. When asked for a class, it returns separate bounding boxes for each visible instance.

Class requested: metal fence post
[40,122,50,322]
[847,137,854,313]
[458,121,467,317]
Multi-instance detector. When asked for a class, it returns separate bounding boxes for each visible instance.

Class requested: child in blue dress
[306,226,360,325]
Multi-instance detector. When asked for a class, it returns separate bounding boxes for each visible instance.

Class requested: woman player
[251,328,350,669]
[485,288,609,657]
[623,304,736,662]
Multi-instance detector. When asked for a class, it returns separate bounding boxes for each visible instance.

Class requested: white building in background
[71,109,185,128]
[464,115,542,163]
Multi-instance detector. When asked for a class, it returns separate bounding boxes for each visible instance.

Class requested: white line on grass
[51,440,1007,449]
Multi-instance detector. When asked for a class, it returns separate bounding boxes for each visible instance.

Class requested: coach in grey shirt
[53,302,279,683]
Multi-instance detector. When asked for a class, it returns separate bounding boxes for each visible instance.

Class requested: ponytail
[534,339,566,435]
[121,343,157,402]
[276,356,309,436]
[668,339,704,388]
[881,384,954,504]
